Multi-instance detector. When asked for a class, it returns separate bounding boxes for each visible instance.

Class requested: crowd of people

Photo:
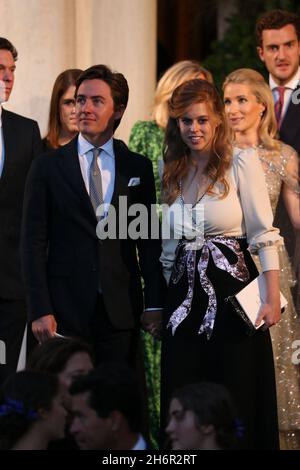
[0,8,300,451]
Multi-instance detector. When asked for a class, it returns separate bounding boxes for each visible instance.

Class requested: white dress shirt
[161,148,281,283]
[131,434,147,450]
[269,67,300,121]
[0,106,4,178]
[77,133,115,215]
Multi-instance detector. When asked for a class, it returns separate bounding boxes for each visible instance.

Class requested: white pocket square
[128,177,140,187]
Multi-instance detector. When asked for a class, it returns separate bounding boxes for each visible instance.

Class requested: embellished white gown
[236,143,300,450]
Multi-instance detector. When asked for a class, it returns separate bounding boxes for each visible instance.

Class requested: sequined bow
[167,236,250,339]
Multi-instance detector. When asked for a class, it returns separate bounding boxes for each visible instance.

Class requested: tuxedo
[0,108,42,380]
[21,137,165,361]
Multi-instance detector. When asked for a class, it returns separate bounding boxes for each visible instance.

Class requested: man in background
[256,10,300,308]
[0,37,42,382]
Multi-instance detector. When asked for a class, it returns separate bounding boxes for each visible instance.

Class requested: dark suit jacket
[274,86,300,264]
[0,109,42,299]
[21,137,165,336]
[279,86,300,154]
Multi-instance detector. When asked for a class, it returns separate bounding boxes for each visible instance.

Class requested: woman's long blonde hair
[162,79,232,205]
[153,60,213,129]
[223,68,280,151]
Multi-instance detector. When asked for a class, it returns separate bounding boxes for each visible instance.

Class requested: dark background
[157,0,300,88]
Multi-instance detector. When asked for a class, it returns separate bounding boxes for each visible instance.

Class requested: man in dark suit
[0,38,42,382]
[256,10,300,306]
[21,64,164,366]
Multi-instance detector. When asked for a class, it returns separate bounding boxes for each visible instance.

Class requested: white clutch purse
[227,273,287,335]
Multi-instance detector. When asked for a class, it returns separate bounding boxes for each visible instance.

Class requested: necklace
[179,179,207,208]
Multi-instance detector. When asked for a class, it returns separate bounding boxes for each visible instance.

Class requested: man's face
[70,392,115,450]
[0,49,15,102]
[75,78,124,146]
[257,24,300,85]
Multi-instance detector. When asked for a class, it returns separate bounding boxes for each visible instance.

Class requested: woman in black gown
[160,79,282,449]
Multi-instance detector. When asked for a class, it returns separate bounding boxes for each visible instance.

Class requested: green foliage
[203,0,300,90]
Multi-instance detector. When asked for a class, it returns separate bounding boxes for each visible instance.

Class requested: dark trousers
[0,298,36,384]
[89,295,149,439]
[89,294,140,366]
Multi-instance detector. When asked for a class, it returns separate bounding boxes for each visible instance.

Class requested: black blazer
[0,109,42,299]
[279,86,300,154]
[274,87,300,262]
[21,137,165,336]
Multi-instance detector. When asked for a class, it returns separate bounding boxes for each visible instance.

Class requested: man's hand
[32,314,57,344]
[141,310,162,340]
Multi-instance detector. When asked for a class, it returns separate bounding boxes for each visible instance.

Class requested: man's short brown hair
[255,9,300,47]
[0,37,18,60]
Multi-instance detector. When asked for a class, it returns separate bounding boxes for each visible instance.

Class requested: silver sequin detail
[167,235,250,339]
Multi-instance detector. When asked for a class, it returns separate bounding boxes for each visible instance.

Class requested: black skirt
[161,236,279,449]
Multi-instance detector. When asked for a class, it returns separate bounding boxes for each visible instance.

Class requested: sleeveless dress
[160,148,282,449]
[246,143,300,450]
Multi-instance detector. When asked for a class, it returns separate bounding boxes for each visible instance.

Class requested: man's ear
[257,46,265,62]
[110,410,123,432]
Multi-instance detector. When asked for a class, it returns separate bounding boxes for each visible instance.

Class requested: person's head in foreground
[165,382,239,450]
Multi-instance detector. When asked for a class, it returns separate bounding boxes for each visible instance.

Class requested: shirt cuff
[259,245,280,272]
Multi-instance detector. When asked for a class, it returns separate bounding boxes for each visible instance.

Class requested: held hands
[141,310,162,340]
[32,314,57,344]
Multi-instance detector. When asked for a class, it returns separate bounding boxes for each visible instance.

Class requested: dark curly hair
[256,9,300,47]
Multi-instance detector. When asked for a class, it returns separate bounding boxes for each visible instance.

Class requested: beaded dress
[245,143,300,450]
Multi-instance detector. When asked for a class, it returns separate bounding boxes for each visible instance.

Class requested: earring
[260,111,264,117]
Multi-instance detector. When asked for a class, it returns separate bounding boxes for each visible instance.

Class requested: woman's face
[59,85,78,134]
[177,102,217,155]
[165,398,205,450]
[223,83,265,135]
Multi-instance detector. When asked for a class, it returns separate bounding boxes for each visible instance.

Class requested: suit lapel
[111,139,133,209]
[1,109,19,180]
[280,84,300,138]
[58,138,133,229]
[58,137,96,223]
